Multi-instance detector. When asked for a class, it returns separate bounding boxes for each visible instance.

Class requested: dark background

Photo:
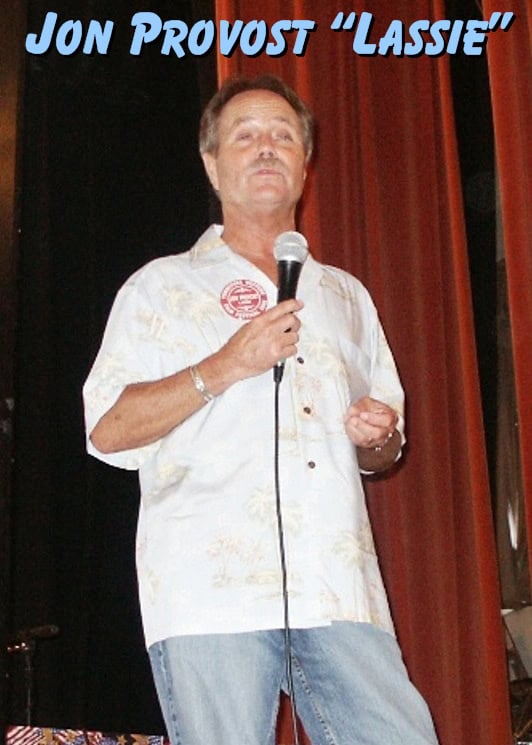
[5,0,496,735]
[8,0,216,733]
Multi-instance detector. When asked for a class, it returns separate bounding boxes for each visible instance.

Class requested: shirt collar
[188,224,322,293]
[188,225,231,267]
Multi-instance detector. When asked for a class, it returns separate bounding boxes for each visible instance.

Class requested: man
[83,75,439,745]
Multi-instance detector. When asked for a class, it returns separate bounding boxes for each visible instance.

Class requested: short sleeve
[83,275,171,470]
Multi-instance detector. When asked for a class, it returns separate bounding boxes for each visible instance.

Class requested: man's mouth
[253,165,283,176]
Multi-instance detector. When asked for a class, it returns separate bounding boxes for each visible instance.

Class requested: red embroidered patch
[220,279,268,320]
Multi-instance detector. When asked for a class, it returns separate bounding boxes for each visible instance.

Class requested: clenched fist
[214,298,303,383]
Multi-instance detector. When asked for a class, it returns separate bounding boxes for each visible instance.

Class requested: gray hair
[199,74,315,162]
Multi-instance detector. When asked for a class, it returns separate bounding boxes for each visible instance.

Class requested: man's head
[199,76,314,219]
[199,74,315,163]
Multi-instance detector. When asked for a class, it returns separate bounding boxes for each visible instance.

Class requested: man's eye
[276,131,294,141]
[236,131,252,141]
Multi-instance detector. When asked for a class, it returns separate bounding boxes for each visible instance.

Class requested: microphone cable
[274,377,301,745]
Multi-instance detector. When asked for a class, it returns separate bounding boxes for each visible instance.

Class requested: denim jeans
[148,622,439,745]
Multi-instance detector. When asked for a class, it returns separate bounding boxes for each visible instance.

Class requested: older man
[83,75,439,745]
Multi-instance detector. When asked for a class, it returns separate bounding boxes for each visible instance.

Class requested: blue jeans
[148,622,439,745]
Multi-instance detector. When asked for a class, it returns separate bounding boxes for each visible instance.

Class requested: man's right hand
[214,298,303,384]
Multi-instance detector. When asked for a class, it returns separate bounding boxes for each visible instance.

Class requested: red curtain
[214,1,513,743]
[484,0,532,574]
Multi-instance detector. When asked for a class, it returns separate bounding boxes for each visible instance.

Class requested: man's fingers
[346,398,398,431]
[266,298,303,320]
[359,410,397,429]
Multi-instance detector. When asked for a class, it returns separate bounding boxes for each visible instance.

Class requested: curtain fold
[214,1,512,743]
[484,0,532,578]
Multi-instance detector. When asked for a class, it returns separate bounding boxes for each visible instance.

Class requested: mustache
[250,157,285,172]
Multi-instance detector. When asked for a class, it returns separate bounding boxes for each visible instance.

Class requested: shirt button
[303,406,312,415]
[297,357,305,364]
[307,460,316,469]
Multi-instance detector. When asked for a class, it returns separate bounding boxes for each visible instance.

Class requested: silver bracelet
[373,431,394,453]
[189,364,214,403]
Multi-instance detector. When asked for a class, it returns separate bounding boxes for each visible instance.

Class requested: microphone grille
[273,231,308,263]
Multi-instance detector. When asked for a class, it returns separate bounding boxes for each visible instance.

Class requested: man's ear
[201,152,219,191]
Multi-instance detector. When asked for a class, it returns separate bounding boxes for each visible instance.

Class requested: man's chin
[250,182,300,201]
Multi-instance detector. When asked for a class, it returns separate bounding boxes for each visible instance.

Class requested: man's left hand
[344,396,398,449]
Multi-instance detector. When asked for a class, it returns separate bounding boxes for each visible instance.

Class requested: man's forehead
[220,89,300,126]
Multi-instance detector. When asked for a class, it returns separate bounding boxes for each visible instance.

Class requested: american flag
[6,727,168,745]
[6,727,45,745]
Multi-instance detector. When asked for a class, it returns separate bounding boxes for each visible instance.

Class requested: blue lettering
[353,12,376,55]
[130,12,163,55]
[446,20,464,54]
[266,19,291,56]
[425,20,451,56]
[219,20,244,56]
[82,20,114,55]
[404,19,430,56]
[239,21,267,56]
[56,20,83,55]
[463,20,489,55]
[291,20,316,56]
[188,20,215,56]
[160,20,188,56]
[25,11,58,54]
[378,20,404,56]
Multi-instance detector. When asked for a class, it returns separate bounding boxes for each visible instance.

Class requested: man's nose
[257,133,276,157]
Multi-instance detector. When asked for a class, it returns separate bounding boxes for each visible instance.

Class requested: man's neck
[221,209,296,282]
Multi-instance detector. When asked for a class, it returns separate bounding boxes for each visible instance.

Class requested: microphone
[7,624,60,653]
[16,624,60,642]
[273,231,308,383]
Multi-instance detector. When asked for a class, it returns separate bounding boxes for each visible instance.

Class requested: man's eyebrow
[229,115,296,128]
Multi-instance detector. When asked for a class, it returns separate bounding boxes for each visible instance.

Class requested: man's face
[202,89,308,216]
